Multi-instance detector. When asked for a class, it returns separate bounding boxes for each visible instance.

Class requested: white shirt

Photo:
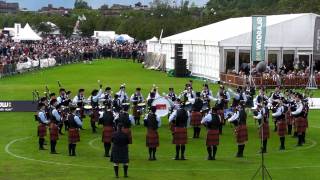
[228,111,239,122]
[272,106,284,117]
[73,114,83,127]
[91,89,103,102]
[201,113,220,124]
[52,109,61,122]
[72,95,86,104]
[116,90,128,102]
[38,111,49,124]
[291,102,303,115]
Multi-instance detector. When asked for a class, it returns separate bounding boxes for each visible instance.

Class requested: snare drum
[84,105,92,115]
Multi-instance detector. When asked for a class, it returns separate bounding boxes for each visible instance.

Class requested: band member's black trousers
[64,121,69,131]
[274,121,277,132]
[50,140,57,153]
[104,143,111,157]
[148,147,157,160]
[219,124,223,134]
[175,145,186,159]
[39,138,45,149]
[68,143,77,156]
[207,145,217,160]
[193,127,201,138]
[280,137,285,149]
[297,133,305,146]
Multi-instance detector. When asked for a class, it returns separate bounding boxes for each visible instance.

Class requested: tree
[36,22,52,35]
[74,0,91,10]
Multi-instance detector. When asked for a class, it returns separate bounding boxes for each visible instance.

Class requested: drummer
[147,85,160,100]
[201,84,213,110]
[113,94,122,113]
[167,87,177,102]
[147,92,156,108]
[116,84,128,103]
[130,87,145,125]
[101,87,113,105]
[90,85,103,133]
[72,89,86,118]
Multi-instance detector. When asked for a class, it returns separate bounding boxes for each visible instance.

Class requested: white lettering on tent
[255,17,264,60]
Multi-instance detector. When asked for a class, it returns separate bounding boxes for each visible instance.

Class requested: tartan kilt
[295,117,307,134]
[190,111,202,126]
[132,105,141,118]
[68,128,80,143]
[49,123,59,141]
[169,122,175,134]
[235,125,248,144]
[172,127,188,145]
[90,108,99,122]
[217,110,225,124]
[285,111,293,125]
[38,124,47,138]
[122,128,132,144]
[259,123,270,140]
[277,120,287,137]
[102,126,114,143]
[146,129,159,148]
[206,129,219,146]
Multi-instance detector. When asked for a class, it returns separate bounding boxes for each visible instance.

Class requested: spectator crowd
[0,34,146,77]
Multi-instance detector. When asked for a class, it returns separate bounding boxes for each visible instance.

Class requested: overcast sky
[5,0,208,11]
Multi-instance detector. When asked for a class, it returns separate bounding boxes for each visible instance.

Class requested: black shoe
[51,151,58,154]
[39,147,47,150]
[236,154,243,158]
[296,144,302,147]
[207,156,213,160]
[173,157,179,160]
[148,157,153,161]
[124,175,128,178]
[59,132,64,135]
[279,146,285,150]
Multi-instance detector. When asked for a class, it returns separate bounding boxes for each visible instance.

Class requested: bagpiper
[291,93,307,146]
[49,99,62,154]
[72,89,86,119]
[253,104,270,153]
[68,106,83,156]
[228,102,248,158]
[272,100,286,150]
[37,103,49,150]
[99,103,115,157]
[144,106,161,160]
[190,92,203,138]
[201,107,221,160]
[90,87,103,133]
[169,102,190,160]
[115,104,135,144]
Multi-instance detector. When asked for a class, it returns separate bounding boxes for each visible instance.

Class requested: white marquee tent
[147,13,319,80]
[12,23,42,41]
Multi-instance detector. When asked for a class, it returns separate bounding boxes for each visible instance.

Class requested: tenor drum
[84,104,92,115]
[151,97,173,117]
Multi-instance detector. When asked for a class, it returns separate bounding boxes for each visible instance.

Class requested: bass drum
[151,97,173,117]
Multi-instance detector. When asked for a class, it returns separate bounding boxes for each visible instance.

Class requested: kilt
[146,129,159,148]
[49,123,59,141]
[132,105,141,118]
[111,144,129,164]
[190,111,202,126]
[235,125,248,144]
[217,110,225,124]
[206,129,219,146]
[169,122,175,134]
[277,120,287,137]
[38,124,47,138]
[68,128,80,144]
[172,127,188,145]
[285,111,293,125]
[122,128,132,144]
[295,117,307,134]
[259,123,270,140]
[90,108,99,122]
[102,126,114,143]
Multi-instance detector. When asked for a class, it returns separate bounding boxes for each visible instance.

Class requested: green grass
[0,59,320,180]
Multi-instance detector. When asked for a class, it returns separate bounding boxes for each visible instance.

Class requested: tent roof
[161,13,317,46]
[12,23,42,41]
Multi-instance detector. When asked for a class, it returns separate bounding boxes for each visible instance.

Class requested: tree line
[1,0,320,40]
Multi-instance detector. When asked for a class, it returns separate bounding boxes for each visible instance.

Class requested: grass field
[0,59,320,180]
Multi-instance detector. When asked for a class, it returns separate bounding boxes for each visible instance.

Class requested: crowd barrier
[220,73,320,88]
[0,50,145,78]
